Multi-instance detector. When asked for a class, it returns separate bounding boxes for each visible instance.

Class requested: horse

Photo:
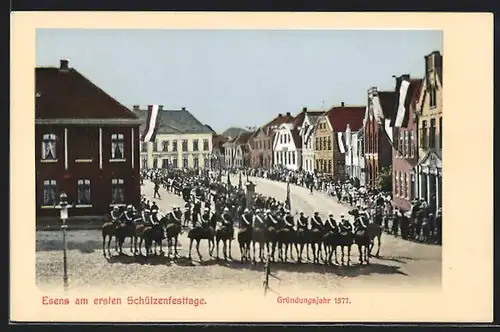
[216,224,233,261]
[237,223,253,262]
[308,228,325,264]
[102,221,118,257]
[116,220,141,255]
[139,223,164,257]
[251,221,267,263]
[265,225,278,262]
[322,228,339,265]
[337,227,354,266]
[276,226,295,262]
[353,221,371,265]
[187,225,215,261]
[295,226,309,263]
[161,216,182,258]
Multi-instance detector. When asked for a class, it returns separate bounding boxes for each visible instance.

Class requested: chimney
[302,107,307,112]
[158,105,163,111]
[402,74,410,81]
[286,112,291,116]
[182,107,186,111]
[133,105,140,111]
[59,59,69,72]
[147,105,153,111]
[278,113,282,117]
[341,102,345,107]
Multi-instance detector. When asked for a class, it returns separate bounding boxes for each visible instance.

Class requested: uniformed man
[284,210,295,231]
[265,209,277,228]
[222,207,235,239]
[253,209,265,228]
[151,202,159,214]
[311,212,323,231]
[153,181,161,199]
[241,208,253,229]
[297,212,308,231]
[150,208,160,226]
[325,213,338,233]
[183,204,191,228]
[200,207,211,228]
[169,206,182,226]
[353,212,368,233]
[123,205,136,226]
[110,206,121,223]
[339,214,353,234]
[142,208,151,225]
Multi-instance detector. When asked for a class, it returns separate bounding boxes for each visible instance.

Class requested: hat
[244,208,249,213]
[113,206,119,210]
[204,207,209,211]
[299,211,304,215]
[255,209,260,213]
[340,214,345,218]
[314,211,319,215]
[329,213,333,216]
[224,207,229,212]
[144,209,150,213]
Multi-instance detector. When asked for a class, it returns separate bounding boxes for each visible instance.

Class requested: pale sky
[36,29,442,133]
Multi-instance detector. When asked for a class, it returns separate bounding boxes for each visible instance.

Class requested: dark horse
[187,218,215,261]
[161,216,182,258]
[238,223,253,262]
[322,228,339,265]
[216,223,233,261]
[295,227,309,262]
[116,220,141,255]
[251,220,267,263]
[276,227,296,262]
[350,211,371,265]
[102,220,118,257]
[309,228,325,264]
[136,223,164,257]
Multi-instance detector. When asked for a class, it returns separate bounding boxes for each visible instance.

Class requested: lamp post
[57,191,71,291]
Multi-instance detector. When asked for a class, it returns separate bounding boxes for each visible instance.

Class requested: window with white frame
[43,180,57,205]
[41,133,57,160]
[142,158,148,169]
[193,157,199,169]
[153,157,158,169]
[111,134,124,159]
[111,179,125,204]
[203,139,209,151]
[77,179,91,205]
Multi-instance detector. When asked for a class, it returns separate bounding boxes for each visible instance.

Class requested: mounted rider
[169,206,182,226]
[150,208,160,226]
[311,211,323,231]
[353,210,368,234]
[241,208,253,230]
[338,213,352,234]
[200,207,211,228]
[222,207,235,240]
[284,210,295,231]
[110,206,121,224]
[266,209,279,229]
[141,208,151,225]
[325,213,338,233]
[123,205,136,226]
[253,209,265,228]
[297,212,308,231]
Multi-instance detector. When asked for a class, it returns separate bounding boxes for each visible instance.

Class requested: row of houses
[220,50,443,213]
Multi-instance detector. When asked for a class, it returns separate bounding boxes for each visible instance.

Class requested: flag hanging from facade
[227,171,232,188]
[285,181,291,210]
[238,172,242,189]
[337,132,346,154]
[394,75,412,128]
[142,104,161,142]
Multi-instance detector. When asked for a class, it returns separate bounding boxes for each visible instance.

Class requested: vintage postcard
[10,12,493,323]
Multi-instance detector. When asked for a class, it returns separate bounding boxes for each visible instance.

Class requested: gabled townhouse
[234,132,254,168]
[415,51,443,213]
[273,115,302,171]
[362,89,397,188]
[344,125,366,187]
[314,103,365,179]
[249,112,294,169]
[391,75,423,212]
[293,108,324,174]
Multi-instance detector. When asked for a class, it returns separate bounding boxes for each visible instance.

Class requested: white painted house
[344,124,366,187]
[273,122,302,171]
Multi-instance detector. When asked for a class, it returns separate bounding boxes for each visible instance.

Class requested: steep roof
[326,106,366,132]
[292,108,324,129]
[378,91,397,121]
[35,62,138,120]
[291,129,302,149]
[134,107,213,135]
[262,113,295,135]
[236,132,254,144]
[222,127,249,139]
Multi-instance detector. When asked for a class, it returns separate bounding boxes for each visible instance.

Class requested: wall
[274,126,300,170]
[313,117,334,175]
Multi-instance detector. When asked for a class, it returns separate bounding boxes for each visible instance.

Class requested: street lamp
[57,191,72,291]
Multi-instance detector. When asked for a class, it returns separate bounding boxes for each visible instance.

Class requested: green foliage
[376,166,392,192]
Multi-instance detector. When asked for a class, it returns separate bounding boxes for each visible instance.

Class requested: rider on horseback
[254,209,265,228]
[123,205,136,227]
[325,213,338,233]
[169,206,182,226]
[222,207,235,240]
[201,207,211,228]
[353,211,368,234]
[142,208,151,225]
[241,208,253,229]
[284,210,295,231]
[339,214,352,233]
[150,208,160,226]
[311,212,323,231]
[111,206,121,224]
[266,209,278,228]
[297,212,308,231]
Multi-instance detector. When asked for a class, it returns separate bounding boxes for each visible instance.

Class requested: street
[36,177,441,293]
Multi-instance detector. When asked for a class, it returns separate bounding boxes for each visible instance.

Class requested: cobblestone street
[36,178,441,293]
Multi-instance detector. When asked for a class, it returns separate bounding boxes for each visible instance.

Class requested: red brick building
[250,112,295,169]
[35,60,142,220]
[392,77,423,212]
[363,88,396,188]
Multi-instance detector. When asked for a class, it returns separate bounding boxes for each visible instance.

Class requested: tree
[375,166,392,193]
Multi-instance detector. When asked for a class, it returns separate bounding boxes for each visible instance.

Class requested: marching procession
[101,166,441,267]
